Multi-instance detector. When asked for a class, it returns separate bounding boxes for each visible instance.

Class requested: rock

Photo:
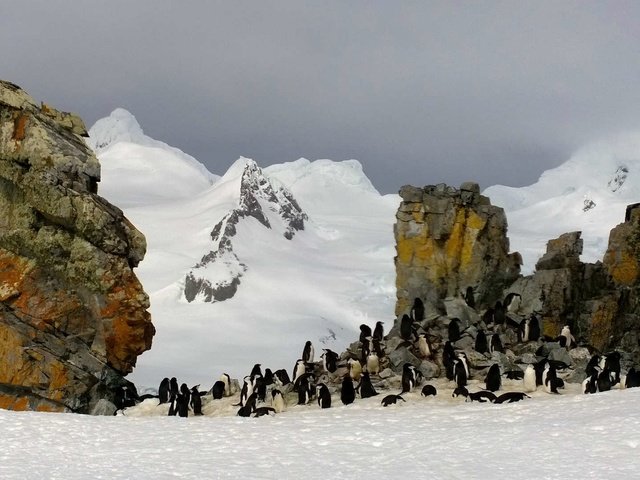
[535,232,583,271]
[417,360,440,379]
[548,347,573,367]
[90,399,117,416]
[378,368,394,379]
[443,297,480,327]
[466,350,492,368]
[388,346,421,372]
[0,80,153,412]
[394,183,521,316]
[453,335,475,351]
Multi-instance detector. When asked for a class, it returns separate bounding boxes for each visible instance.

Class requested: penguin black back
[411,297,425,323]
[448,318,461,343]
[373,321,384,342]
[475,330,488,354]
[340,375,356,405]
[485,364,501,392]
[190,386,202,415]
[212,380,225,400]
[381,394,405,407]
[317,383,332,409]
[359,372,378,399]
[158,377,170,404]
[359,324,372,344]
[400,314,413,341]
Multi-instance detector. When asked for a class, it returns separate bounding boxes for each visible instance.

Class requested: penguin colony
[116,290,640,417]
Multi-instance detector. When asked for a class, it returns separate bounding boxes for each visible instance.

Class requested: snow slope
[93,114,398,388]
[485,134,640,274]
[1,386,639,479]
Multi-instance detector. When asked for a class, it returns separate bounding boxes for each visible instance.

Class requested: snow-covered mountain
[91,111,399,388]
[485,134,640,274]
[92,110,639,389]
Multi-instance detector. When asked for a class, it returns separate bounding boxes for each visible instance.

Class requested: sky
[3,1,640,193]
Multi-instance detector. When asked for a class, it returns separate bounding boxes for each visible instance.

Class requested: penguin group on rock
[116,289,639,418]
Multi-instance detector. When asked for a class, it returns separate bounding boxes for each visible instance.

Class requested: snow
[1,385,639,479]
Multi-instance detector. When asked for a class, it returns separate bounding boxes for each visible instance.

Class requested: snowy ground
[1,385,638,479]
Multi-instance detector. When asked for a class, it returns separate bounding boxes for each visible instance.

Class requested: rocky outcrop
[184,159,307,303]
[0,80,154,412]
[394,182,521,316]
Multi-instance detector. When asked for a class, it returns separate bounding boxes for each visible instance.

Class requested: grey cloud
[3,1,640,193]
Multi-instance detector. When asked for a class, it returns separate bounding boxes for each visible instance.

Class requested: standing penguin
[321,349,339,374]
[543,364,560,394]
[359,324,372,344]
[463,286,475,309]
[169,377,179,400]
[523,364,537,393]
[220,373,232,397]
[211,380,225,400]
[302,341,315,364]
[190,385,203,415]
[558,325,576,349]
[340,375,356,405]
[475,330,488,354]
[493,301,505,326]
[316,383,332,409]
[296,375,313,405]
[250,363,262,378]
[411,297,425,323]
[158,377,170,404]
[240,376,254,406]
[400,314,414,341]
[348,358,363,381]
[373,321,384,342]
[292,359,306,385]
[366,351,380,375]
[271,389,285,413]
[448,318,462,343]
[443,341,457,380]
[489,334,504,354]
[485,364,501,392]
[358,371,378,399]
[417,333,432,359]
[503,293,522,313]
[401,363,418,393]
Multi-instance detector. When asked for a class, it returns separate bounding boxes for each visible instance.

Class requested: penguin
[503,293,522,313]
[321,349,339,374]
[523,364,537,393]
[190,385,203,415]
[348,358,362,381]
[302,341,315,364]
[410,297,425,323]
[176,393,190,417]
[180,383,191,408]
[482,307,495,326]
[543,364,559,394]
[359,324,372,344]
[254,375,267,403]
[401,363,418,393]
[452,386,469,398]
[237,393,257,417]
[274,369,291,387]
[264,368,274,386]
[340,375,356,405]
[252,407,276,417]
[158,377,170,404]
[558,325,576,349]
[114,385,138,410]
[416,333,432,359]
[358,371,378,399]
[211,380,225,399]
[271,389,285,413]
[585,354,601,377]
[494,392,530,404]
[463,286,475,309]
[421,385,437,397]
[316,383,331,409]
[489,334,504,354]
[250,363,262,378]
[443,341,457,380]
[475,329,488,354]
[453,358,468,388]
[366,352,380,375]
[292,359,306,385]
[372,338,385,358]
[448,318,461,343]
[604,351,621,386]
[240,376,254,406]
[534,359,548,386]
[582,372,599,394]
[373,321,384,342]
[468,390,497,403]
[597,368,612,392]
[456,352,470,379]
[485,364,501,392]
[220,373,232,397]
[168,395,177,416]
[170,377,179,400]
[296,375,313,405]
[381,394,405,407]
[400,314,414,341]
[625,368,640,388]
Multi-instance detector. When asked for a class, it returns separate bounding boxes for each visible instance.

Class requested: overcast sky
[3,1,640,193]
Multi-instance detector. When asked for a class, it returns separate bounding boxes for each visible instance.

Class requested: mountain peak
[86,108,146,151]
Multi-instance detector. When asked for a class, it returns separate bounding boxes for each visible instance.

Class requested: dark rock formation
[184,159,307,303]
[0,80,154,412]
[394,182,521,316]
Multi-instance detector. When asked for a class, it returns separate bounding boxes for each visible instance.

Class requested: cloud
[4,1,640,193]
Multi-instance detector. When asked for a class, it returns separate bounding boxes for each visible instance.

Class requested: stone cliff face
[394,182,521,316]
[395,181,640,363]
[0,80,154,412]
